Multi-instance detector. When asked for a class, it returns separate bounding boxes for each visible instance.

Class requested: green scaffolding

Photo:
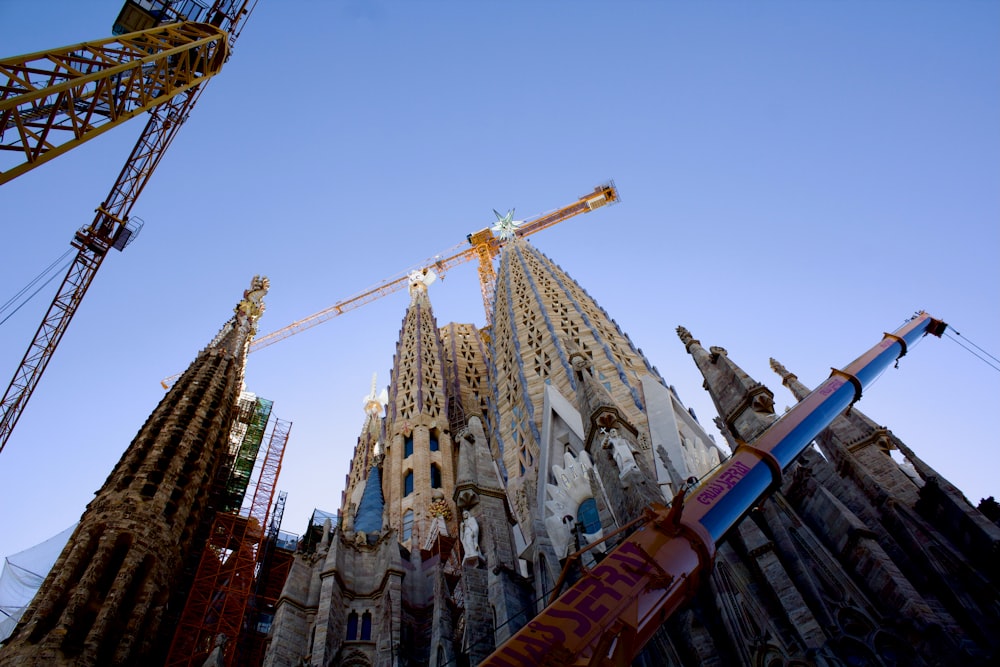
[221,396,273,513]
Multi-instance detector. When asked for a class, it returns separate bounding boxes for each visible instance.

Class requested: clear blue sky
[1,1,998,560]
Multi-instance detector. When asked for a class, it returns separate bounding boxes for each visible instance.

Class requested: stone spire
[382,274,455,546]
[342,373,387,531]
[0,277,268,667]
[770,358,1000,586]
[677,325,776,443]
[490,238,656,528]
[353,465,385,535]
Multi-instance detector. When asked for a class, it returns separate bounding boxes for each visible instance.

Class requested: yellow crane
[161,182,620,388]
[0,1,259,454]
[0,21,228,185]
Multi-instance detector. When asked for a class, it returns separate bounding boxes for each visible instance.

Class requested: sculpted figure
[461,510,481,562]
[605,428,639,478]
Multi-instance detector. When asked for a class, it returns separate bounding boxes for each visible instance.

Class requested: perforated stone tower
[0,277,269,667]
[263,237,999,666]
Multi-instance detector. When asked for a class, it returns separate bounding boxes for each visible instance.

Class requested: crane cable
[0,250,75,327]
[943,327,1000,374]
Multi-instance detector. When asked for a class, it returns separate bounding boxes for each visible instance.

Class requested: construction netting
[0,524,76,641]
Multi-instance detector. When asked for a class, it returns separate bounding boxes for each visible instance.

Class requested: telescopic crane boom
[482,312,948,667]
[0,1,258,455]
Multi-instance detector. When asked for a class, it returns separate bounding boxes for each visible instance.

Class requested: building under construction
[0,277,296,666]
[0,2,998,666]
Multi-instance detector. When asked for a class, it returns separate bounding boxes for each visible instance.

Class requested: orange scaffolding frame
[165,417,292,666]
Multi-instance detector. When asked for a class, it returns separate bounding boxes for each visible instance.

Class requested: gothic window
[360,611,372,641]
[577,498,601,535]
[346,611,359,640]
[430,435,439,451]
[404,436,413,458]
[404,471,414,496]
[402,510,414,541]
[430,464,441,489]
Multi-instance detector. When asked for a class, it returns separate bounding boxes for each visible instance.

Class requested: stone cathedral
[262,238,1000,667]
[1,239,997,667]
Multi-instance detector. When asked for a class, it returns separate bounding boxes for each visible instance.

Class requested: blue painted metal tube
[689,312,945,543]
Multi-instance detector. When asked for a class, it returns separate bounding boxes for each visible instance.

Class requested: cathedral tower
[676,329,1000,664]
[489,238,670,532]
[263,234,998,666]
[0,277,269,667]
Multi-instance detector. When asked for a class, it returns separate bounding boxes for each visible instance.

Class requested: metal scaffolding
[165,416,292,666]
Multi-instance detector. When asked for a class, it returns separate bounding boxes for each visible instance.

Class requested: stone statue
[604,428,639,478]
[201,634,227,667]
[461,510,481,562]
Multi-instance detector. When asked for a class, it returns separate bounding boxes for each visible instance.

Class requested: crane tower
[0,0,258,454]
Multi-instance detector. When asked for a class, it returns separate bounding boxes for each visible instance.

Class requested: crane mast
[0,1,257,454]
[482,312,947,667]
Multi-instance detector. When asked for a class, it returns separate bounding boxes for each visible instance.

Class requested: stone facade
[263,241,999,666]
[0,277,270,667]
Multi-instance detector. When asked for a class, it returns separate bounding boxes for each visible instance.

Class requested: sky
[0,0,997,561]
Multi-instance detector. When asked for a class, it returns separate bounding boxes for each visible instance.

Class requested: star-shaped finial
[491,208,520,241]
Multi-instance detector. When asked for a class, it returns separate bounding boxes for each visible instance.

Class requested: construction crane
[159,182,620,388]
[481,312,948,666]
[0,21,228,184]
[0,0,258,454]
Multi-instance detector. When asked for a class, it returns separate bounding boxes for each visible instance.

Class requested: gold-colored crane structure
[0,1,258,454]
[160,182,620,388]
[0,21,228,184]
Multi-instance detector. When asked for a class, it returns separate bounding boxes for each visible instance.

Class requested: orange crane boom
[159,183,620,388]
[0,1,258,455]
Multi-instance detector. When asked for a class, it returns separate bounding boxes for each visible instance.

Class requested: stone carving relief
[543,450,604,559]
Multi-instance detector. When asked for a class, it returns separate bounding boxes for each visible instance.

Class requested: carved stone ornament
[428,498,452,521]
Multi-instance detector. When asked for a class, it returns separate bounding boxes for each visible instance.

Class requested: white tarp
[0,524,75,641]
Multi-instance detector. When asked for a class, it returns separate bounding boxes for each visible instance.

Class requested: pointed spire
[407,267,437,304]
[679,326,775,443]
[354,464,385,534]
[770,358,810,402]
[363,372,388,418]
[0,276,269,665]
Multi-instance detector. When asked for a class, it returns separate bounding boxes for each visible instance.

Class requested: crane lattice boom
[0,21,228,184]
[158,183,619,388]
[0,1,258,455]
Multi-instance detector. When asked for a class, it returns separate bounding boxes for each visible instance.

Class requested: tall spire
[490,238,657,528]
[677,325,776,443]
[382,275,456,546]
[0,277,268,666]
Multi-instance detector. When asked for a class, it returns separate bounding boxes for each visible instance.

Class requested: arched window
[404,470,413,496]
[577,497,601,535]
[402,509,414,541]
[429,435,439,451]
[404,435,414,458]
[360,611,372,640]
[430,464,441,489]
[346,611,359,640]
